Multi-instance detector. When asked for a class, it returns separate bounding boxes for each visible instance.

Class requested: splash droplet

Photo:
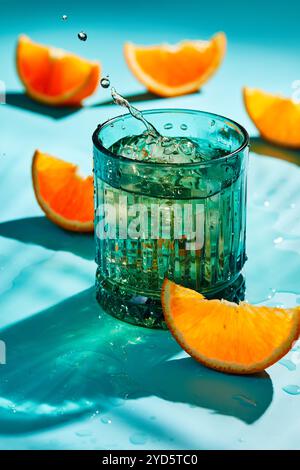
[62,15,68,21]
[282,384,300,395]
[100,77,110,89]
[274,236,283,245]
[78,31,87,42]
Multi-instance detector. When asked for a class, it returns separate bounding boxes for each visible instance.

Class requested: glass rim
[92,108,250,168]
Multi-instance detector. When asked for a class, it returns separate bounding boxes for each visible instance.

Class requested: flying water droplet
[78,31,87,42]
[282,384,300,395]
[100,77,110,89]
[62,15,68,21]
[273,236,284,245]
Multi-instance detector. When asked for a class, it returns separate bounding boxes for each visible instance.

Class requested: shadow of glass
[0,288,273,436]
[251,136,300,167]
[0,216,94,260]
[5,92,82,120]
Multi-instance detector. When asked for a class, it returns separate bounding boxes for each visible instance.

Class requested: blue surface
[0,0,300,450]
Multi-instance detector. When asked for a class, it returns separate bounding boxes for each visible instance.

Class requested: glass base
[95,269,246,330]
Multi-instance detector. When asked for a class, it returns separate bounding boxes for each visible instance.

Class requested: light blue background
[0,0,300,450]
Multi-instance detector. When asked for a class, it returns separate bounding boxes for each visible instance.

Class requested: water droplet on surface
[267,288,276,299]
[129,432,148,445]
[78,31,87,41]
[274,236,284,245]
[279,359,296,371]
[210,119,216,127]
[163,123,173,130]
[180,123,188,130]
[282,384,300,395]
[62,15,68,21]
[76,431,92,437]
[108,397,124,407]
[100,77,110,89]
[101,416,112,424]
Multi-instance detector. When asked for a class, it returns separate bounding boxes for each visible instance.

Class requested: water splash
[111,87,159,136]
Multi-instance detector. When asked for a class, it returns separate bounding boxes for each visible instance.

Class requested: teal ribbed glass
[93,109,249,328]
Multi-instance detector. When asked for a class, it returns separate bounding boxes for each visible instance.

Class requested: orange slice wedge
[124,32,226,97]
[162,279,300,374]
[243,87,300,148]
[32,150,94,232]
[17,35,100,106]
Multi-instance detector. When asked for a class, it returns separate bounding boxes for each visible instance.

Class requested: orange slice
[162,279,300,375]
[17,35,100,106]
[32,150,93,232]
[243,87,300,148]
[124,32,226,97]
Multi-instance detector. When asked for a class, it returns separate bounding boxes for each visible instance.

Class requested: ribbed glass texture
[93,109,249,328]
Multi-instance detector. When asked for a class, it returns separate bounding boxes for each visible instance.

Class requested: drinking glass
[93,109,249,328]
